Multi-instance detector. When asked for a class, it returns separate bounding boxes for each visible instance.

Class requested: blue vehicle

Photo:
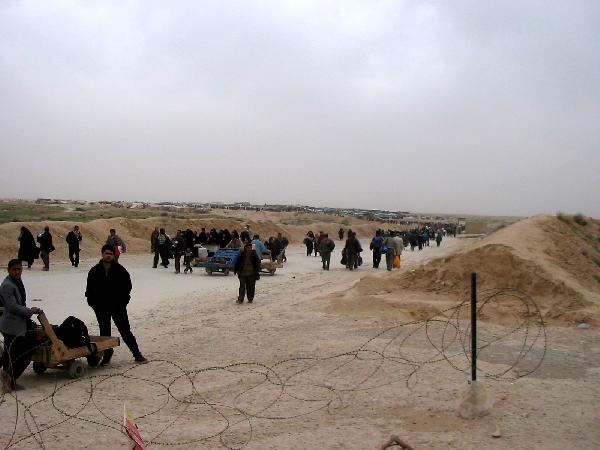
[200,248,240,275]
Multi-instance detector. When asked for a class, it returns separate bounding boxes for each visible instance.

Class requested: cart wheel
[69,360,86,379]
[224,269,230,276]
[206,268,212,275]
[86,354,101,367]
[269,269,276,275]
[33,362,47,375]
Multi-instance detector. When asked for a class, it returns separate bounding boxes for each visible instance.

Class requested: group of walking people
[16,225,127,271]
[304,225,448,272]
[304,228,362,271]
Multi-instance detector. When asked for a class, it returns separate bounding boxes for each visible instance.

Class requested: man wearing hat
[233,242,260,304]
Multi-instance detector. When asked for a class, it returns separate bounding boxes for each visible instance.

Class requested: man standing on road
[319,233,335,270]
[154,228,170,268]
[66,225,82,267]
[172,230,185,274]
[383,232,403,271]
[150,227,159,254]
[240,225,251,244]
[234,242,260,304]
[85,245,147,364]
[106,229,125,262]
[370,230,384,269]
[0,259,43,392]
[344,231,362,270]
[37,226,54,271]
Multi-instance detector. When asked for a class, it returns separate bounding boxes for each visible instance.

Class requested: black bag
[56,316,96,354]
[358,255,363,266]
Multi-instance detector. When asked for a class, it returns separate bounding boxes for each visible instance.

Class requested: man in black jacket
[65,225,82,267]
[233,243,260,304]
[154,228,171,268]
[85,245,147,364]
[37,226,54,271]
[344,231,362,271]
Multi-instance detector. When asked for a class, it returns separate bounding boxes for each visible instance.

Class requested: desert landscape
[0,204,599,449]
[2,2,599,448]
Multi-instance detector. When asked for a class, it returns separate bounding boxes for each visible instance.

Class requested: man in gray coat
[0,259,42,392]
[383,232,404,271]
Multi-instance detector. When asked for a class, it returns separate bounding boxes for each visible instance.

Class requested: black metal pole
[471,272,477,381]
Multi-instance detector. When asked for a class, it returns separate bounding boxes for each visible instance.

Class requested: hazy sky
[1,1,599,217]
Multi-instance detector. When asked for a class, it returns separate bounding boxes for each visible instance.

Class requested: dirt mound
[342,215,600,325]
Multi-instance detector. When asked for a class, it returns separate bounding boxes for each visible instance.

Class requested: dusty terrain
[1,214,599,449]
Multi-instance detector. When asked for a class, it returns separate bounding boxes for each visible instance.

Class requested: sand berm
[332,214,600,325]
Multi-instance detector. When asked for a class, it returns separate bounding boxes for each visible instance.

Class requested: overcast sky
[1,1,598,217]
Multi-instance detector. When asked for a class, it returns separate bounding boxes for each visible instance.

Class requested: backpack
[56,316,96,354]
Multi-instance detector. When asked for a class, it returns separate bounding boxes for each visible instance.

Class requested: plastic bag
[393,255,401,268]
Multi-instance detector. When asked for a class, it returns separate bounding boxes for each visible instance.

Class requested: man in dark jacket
[370,230,384,269]
[0,259,42,392]
[66,225,82,267]
[172,230,185,274]
[154,228,171,268]
[150,227,159,253]
[85,245,146,364]
[37,226,54,271]
[319,234,335,270]
[239,226,251,244]
[233,243,260,304]
[197,228,208,245]
[344,231,362,271]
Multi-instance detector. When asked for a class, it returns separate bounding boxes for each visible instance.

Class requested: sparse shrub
[573,213,588,226]
[557,212,570,223]
[595,275,600,284]
[160,212,168,217]
[75,207,85,211]
[582,249,588,257]
[341,219,350,226]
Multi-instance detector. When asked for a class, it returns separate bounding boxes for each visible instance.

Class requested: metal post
[471,272,477,381]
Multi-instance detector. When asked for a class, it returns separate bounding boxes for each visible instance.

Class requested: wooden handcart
[31,312,120,379]
[260,260,283,275]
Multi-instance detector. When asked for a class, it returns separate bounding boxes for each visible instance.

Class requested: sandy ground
[1,238,599,449]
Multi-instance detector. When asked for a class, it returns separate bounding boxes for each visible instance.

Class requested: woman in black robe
[18,227,38,268]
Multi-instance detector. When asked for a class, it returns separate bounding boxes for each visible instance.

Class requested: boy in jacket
[0,259,42,391]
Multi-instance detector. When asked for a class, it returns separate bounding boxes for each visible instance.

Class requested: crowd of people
[2,221,453,393]
[149,225,290,273]
[304,226,449,272]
